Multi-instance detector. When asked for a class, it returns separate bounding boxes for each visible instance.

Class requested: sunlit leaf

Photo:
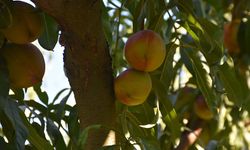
[183,48,217,112]
[128,102,156,126]
[160,42,178,91]
[216,57,248,107]
[151,76,181,143]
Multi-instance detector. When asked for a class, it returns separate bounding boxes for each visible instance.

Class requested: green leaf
[128,102,156,126]
[0,1,12,29]
[55,90,72,122]
[146,0,166,31]
[38,12,59,51]
[184,49,217,112]
[23,100,47,114]
[33,84,49,106]
[2,99,28,150]
[177,0,224,65]
[151,76,181,143]
[51,88,70,104]
[124,0,140,16]
[139,138,161,150]
[180,21,200,42]
[204,0,222,11]
[160,42,178,91]
[198,19,224,65]
[46,118,67,149]
[0,136,15,150]
[131,0,146,32]
[216,57,248,107]
[31,122,46,139]
[98,145,121,150]
[10,88,24,101]
[101,0,113,45]
[67,105,80,143]
[20,112,53,150]
[125,110,149,137]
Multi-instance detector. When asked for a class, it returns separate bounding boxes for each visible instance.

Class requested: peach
[193,95,213,120]
[1,1,43,44]
[0,43,45,88]
[114,68,152,106]
[124,30,166,72]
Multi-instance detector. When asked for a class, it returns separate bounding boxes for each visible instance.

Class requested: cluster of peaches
[114,30,166,106]
[0,1,45,88]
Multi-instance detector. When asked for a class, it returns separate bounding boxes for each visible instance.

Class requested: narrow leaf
[101,0,113,45]
[184,49,217,112]
[151,76,181,142]
[38,13,59,51]
[33,84,49,106]
[20,112,53,150]
[3,99,28,150]
[160,42,178,91]
[217,57,247,106]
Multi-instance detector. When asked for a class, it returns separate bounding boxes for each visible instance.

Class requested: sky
[35,41,75,105]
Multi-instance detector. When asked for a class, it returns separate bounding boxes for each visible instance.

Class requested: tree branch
[33,0,116,149]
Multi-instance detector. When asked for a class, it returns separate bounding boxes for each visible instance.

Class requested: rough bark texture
[33,0,116,149]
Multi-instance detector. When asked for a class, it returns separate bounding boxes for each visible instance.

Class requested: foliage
[0,0,250,149]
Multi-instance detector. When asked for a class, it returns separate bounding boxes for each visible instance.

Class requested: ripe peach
[193,95,213,120]
[224,20,241,55]
[0,43,45,88]
[1,1,43,44]
[114,68,152,106]
[124,30,166,72]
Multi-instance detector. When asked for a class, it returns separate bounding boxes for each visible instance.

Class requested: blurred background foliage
[0,0,250,149]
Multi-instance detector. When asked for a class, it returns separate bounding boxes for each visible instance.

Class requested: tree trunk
[33,0,116,149]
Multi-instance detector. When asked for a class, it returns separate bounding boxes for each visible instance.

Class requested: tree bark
[33,0,116,149]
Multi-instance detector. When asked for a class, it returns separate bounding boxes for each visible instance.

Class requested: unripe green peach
[1,1,43,44]
[114,68,152,106]
[224,20,241,55]
[124,30,166,72]
[193,95,213,120]
[0,43,45,88]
